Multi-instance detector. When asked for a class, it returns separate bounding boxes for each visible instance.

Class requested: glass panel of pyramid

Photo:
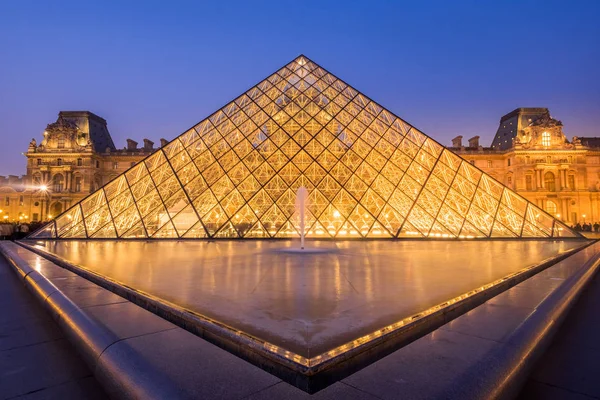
[32,55,580,239]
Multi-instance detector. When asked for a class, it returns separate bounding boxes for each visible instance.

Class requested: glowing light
[33,55,574,240]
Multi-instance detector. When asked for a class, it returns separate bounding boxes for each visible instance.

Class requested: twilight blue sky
[1,0,598,175]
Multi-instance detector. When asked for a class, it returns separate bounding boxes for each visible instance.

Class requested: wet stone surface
[35,239,584,358]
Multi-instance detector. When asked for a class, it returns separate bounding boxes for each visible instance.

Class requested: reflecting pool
[34,239,584,357]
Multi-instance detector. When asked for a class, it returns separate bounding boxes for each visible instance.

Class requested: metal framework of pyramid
[30,55,579,239]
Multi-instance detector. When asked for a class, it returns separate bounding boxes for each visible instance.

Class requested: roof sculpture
[30,56,578,239]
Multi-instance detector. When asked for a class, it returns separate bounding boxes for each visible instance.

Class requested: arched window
[544,171,556,192]
[542,132,551,147]
[546,200,557,215]
[52,174,64,192]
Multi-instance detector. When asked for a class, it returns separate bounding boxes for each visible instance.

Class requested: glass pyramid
[30,56,579,239]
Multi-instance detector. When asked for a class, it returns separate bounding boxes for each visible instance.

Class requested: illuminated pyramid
[30,56,579,239]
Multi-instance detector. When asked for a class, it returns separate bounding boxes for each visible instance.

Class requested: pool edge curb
[13,239,596,394]
[0,241,186,400]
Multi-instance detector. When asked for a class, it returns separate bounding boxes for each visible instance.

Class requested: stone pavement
[518,262,600,399]
[0,255,107,400]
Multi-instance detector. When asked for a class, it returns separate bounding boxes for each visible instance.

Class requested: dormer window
[58,136,65,149]
[542,132,551,147]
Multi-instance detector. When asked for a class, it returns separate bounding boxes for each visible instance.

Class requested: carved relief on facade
[514,112,572,150]
[34,115,92,152]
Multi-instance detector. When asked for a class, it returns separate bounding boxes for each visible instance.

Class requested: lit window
[19,196,23,206]
[5,196,9,206]
[542,132,551,147]
[546,200,557,215]
[113,162,119,169]
[544,172,556,192]
[53,174,64,192]
[487,160,492,168]
[75,177,82,192]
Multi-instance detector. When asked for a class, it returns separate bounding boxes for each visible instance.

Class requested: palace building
[0,111,163,222]
[0,61,597,233]
[454,108,600,225]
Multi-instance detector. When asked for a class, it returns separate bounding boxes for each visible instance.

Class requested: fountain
[296,186,308,249]
[274,186,338,254]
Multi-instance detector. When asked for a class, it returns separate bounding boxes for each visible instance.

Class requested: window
[546,156,551,164]
[77,158,83,166]
[525,156,530,164]
[546,200,557,215]
[112,162,119,169]
[542,132,551,147]
[568,175,575,190]
[470,160,475,165]
[131,162,136,167]
[96,160,100,168]
[34,201,39,207]
[568,156,573,163]
[75,177,82,192]
[37,158,42,166]
[544,171,556,192]
[507,176,512,185]
[52,174,64,192]
[4,197,9,206]
[507,158,511,166]
[33,174,41,184]
[57,158,63,166]
[487,160,492,168]
[57,136,65,149]
[19,196,23,206]
[33,213,39,221]
[526,175,533,190]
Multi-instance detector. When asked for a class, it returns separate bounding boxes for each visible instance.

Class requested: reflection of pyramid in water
[31,55,579,239]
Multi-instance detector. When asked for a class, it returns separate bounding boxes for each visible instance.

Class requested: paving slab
[96,328,281,400]
[245,381,381,399]
[14,376,107,400]
[0,338,93,399]
[0,247,107,400]
[519,266,600,399]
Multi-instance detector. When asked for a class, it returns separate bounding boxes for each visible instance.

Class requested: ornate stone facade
[454,108,600,225]
[0,111,163,222]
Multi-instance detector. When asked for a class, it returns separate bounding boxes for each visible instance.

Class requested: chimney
[160,138,169,148]
[126,139,138,151]
[143,139,154,151]
[468,136,480,148]
[451,136,463,147]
